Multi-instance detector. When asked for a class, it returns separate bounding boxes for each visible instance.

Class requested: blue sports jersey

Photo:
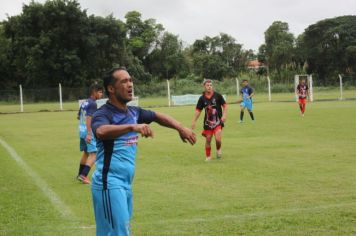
[91,102,156,190]
[240,86,254,102]
[78,98,97,138]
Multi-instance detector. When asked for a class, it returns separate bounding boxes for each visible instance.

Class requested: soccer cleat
[239,120,243,123]
[78,175,91,184]
[205,156,212,162]
[217,153,222,159]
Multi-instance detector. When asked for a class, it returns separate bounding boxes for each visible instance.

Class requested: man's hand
[133,124,154,138]
[85,133,92,143]
[178,127,196,145]
[221,115,227,123]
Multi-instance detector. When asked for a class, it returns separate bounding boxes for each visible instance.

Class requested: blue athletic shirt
[240,86,254,102]
[91,102,156,190]
[78,98,97,138]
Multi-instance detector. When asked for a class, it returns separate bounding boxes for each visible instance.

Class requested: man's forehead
[113,70,131,81]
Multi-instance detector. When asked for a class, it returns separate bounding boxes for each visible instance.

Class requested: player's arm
[220,95,228,123]
[191,109,201,130]
[85,102,98,143]
[296,86,300,97]
[85,116,93,143]
[237,90,243,103]
[192,96,204,130]
[221,104,228,123]
[249,88,255,99]
[155,112,196,145]
[95,124,153,140]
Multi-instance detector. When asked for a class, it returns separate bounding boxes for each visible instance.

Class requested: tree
[302,15,356,83]
[190,33,247,80]
[3,0,90,87]
[0,23,12,88]
[264,21,295,80]
[2,0,128,88]
[146,32,189,79]
[125,11,164,61]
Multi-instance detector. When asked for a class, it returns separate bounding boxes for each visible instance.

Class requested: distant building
[246,60,265,71]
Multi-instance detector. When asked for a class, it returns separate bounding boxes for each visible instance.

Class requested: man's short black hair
[103,67,127,96]
[89,83,103,95]
[242,79,249,82]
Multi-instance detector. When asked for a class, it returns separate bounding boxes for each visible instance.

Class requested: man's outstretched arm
[95,124,154,140]
[155,112,196,145]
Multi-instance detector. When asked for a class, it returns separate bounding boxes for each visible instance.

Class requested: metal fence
[1,76,356,114]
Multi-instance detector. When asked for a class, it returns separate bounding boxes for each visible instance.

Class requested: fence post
[294,75,298,102]
[19,84,24,112]
[167,79,171,107]
[267,76,272,102]
[309,75,314,102]
[235,78,239,99]
[338,74,343,100]
[59,83,63,110]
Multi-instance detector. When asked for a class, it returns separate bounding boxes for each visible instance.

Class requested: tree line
[0,0,355,89]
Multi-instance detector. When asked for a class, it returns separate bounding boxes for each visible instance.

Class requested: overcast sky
[1,0,355,51]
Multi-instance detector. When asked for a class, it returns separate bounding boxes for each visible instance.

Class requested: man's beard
[115,91,131,104]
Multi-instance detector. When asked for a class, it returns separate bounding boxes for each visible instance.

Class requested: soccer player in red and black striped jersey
[191,79,228,161]
[296,79,310,116]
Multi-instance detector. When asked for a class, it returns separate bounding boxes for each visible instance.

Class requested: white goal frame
[294,75,313,102]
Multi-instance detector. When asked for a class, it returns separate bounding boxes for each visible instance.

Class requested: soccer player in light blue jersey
[239,79,255,123]
[77,84,103,184]
[91,67,196,236]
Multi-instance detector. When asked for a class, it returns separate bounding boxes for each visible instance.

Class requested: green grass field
[0,100,355,235]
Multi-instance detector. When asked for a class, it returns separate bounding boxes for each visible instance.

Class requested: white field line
[0,137,75,219]
[78,201,356,229]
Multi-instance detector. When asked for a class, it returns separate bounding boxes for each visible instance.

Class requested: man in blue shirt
[77,84,103,184]
[91,67,196,236]
[239,79,255,123]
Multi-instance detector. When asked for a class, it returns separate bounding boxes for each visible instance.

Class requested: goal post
[295,74,313,102]
[338,74,343,100]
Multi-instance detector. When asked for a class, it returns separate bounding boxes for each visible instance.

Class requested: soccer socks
[248,111,255,120]
[240,111,244,121]
[299,104,306,114]
[80,165,91,177]
[205,147,211,158]
[78,164,85,176]
[216,141,221,151]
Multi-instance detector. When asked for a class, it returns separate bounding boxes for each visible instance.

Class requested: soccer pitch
[0,100,355,235]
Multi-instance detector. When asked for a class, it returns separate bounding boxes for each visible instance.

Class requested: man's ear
[108,85,114,94]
